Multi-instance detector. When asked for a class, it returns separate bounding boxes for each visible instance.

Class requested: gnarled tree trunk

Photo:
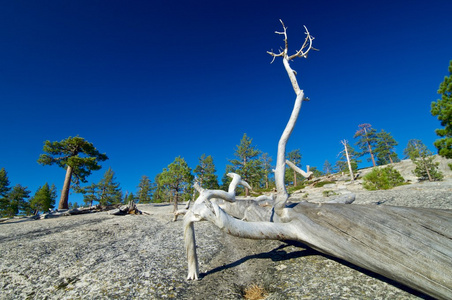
[182,20,452,299]
[58,165,72,210]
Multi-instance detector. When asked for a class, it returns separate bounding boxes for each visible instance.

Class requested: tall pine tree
[323,160,333,175]
[30,183,57,213]
[431,60,452,158]
[158,157,194,212]
[137,175,154,203]
[0,168,11,215]
[227,133,263,195]
[37,136,108,209]
[374,130,400,165]
[194,154,219,190]
[260,153,273,189]
[286,149,302,187]
[354,123,377,167]
[76,182,99,207]
[97,167,122,206]
[3,184,31,217]
[403,139,443,182]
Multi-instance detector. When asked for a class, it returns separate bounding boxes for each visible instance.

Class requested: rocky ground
[1,160,451,299]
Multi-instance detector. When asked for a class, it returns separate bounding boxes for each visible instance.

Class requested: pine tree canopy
[3,184,31,217]
[194,154,219,190]
[30,183,57,212]
[374,130,400,165]
[38,136,108,184]
[403,139,431,159]
[159,156,194,202]
[97,167,122,206]
[431,60,452,158]
[137,175,154,203]
[0,168,11,198]
[354,124,377,166]
[228,133,264,190]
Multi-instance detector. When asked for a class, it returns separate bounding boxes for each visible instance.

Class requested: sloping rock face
[1,179,451,299]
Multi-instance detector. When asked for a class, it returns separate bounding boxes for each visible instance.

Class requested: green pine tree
[97,167,122,206]
[0,168,11,215]
[158,157,194,212]
[309,166,323,177]
[323,160,333,174]
[137,175,154,203]
[152,173,170,203]
[403,139,443,182]
[227,133,264,195]
[260,153,274,190]
[220,165,234,192]
[194,154,219,190]
[354,123,378,167]
[374,130,400,165]
[3,184,31,217]
[286,149,302,187]
[76,183,99,207]
[125,192,137,204]
[37,136,108,209]
[30,183,56,213]
[431,60,452,158]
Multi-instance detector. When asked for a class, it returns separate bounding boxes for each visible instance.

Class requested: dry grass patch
[243,284,268,300]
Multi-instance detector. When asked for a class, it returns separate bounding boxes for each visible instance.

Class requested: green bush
[363,166,405,191]
[322,190,337,197]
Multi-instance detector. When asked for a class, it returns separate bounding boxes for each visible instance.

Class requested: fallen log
[109,199,142,216]
[183,20,452,299]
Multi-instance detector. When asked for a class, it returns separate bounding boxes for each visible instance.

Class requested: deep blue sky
[1,0,451,205]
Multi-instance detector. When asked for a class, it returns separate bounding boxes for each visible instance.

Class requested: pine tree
[0,168,11,214]
[3,184,31,217]
[260,153,273,189]
[97,167,122,206]
[323,160,333,174]
[158,157,194,212]
[431,60,452,158]
[309,166,323,177]
[220,165,234,192]
[354,123,378,167]
[137,175,154,203]
[227,133,263,195]
[126,192,137,204]
[37,136,108,209]
[403,139,443,182]
[286,149,302,187]
[194,154,219,189]
[374,130,400,165]
[76,183,98,207]
[30,183,56,213]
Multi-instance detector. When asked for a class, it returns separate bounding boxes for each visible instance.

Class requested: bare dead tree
[340,140,355,181]
[182,21,452,299]
[285,160,313,180]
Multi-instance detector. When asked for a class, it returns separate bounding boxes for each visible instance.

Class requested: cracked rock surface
[1,179,451,299]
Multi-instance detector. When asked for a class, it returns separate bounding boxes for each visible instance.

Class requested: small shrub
[314,181,335,188]
[363,166,405,191]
